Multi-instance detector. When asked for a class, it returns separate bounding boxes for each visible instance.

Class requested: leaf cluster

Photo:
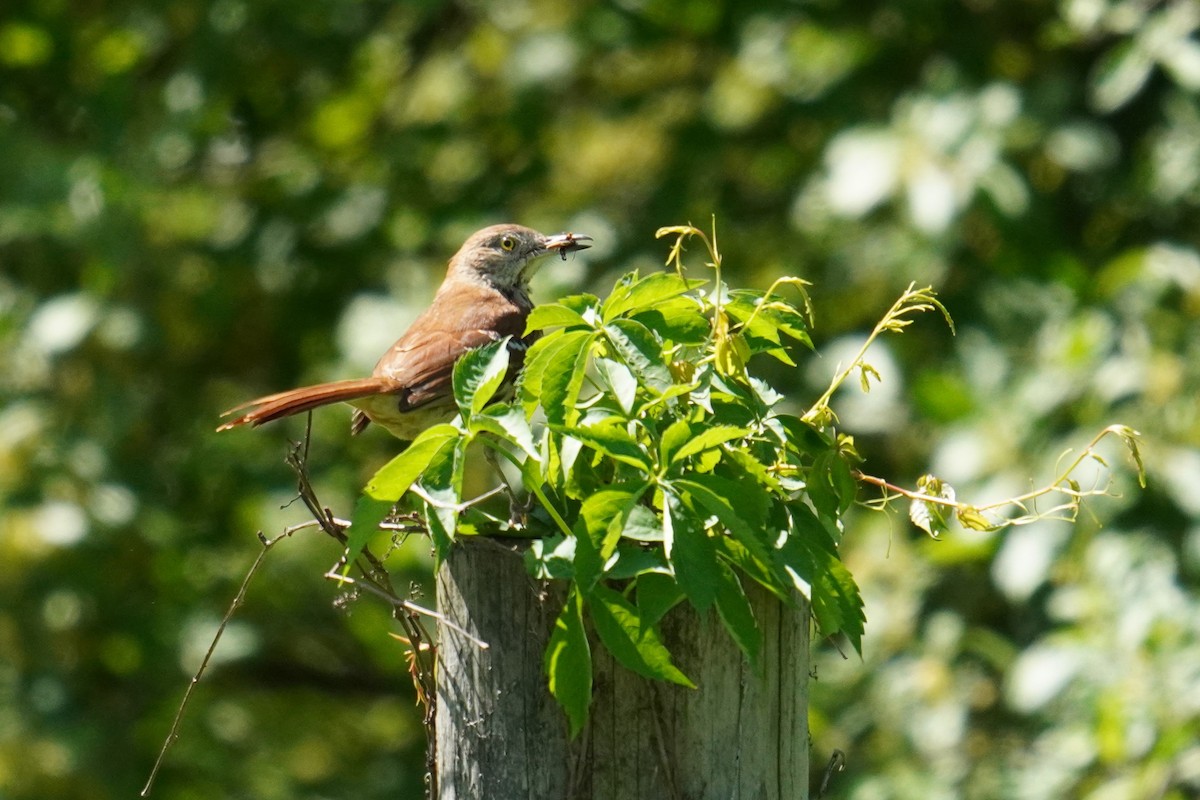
[350,223,865,733]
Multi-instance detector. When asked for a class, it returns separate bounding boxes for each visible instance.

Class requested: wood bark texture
[435,537,810,800]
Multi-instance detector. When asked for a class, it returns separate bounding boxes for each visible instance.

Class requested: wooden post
[435,537,810,800]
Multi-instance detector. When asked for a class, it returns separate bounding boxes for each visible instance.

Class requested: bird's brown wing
[372,290,530,411]
[374,326,508,411]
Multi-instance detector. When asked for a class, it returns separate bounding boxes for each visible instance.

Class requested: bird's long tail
[217,378,389,431]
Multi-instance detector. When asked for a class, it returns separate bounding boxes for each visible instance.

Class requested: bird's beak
[544,232,593,259]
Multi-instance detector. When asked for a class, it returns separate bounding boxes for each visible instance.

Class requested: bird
[217,224,592,441]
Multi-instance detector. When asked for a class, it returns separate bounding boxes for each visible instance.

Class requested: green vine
[345,220,1141,732]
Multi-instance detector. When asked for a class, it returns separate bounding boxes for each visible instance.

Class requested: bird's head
[449,224,592,291]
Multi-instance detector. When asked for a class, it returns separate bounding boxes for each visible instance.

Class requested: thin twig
[855,424,1143,531]
[323,571,490,650]
[141,528,294,796]
[817,749,846,798]
[408,483,508,513]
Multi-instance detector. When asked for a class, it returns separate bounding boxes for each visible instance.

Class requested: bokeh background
[3,0,1199,797]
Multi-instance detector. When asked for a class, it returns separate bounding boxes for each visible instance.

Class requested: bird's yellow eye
[499,236,516,252]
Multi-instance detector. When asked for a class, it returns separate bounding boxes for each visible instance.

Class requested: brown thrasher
[217,224,592,441]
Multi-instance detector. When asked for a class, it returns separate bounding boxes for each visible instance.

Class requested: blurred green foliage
[1,0,1198,797]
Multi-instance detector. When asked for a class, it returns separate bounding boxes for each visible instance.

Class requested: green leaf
[419,436,467,563]
[830,451,858,514]
[605,541,668,579]
[910,474,955,538]
[520,328,591,419]
[663,489,721,612]
[713,535,788,600]
[551,420,653,472]
[525,302,592,333]
[519,329,562,415]
[675,475,775,579]
[452,337,511,418]
[604,318,673,393]
[769,414,834,456]
[633,298,711,346]
[712,308,750,380]
[910,498,950,538]
[726,292,813,351]
[345,495,393,574]
[525,534,575,581]
[588,583,694,687]
[956,505,995,531]
[361,423,461,499]
[713,562,761,666]
[538,330,595,425]
[636,571,685,630]
[599,271,638,322]
[658,418,693,466]
[808,451,857,521]
[677,472,767,527]
[347,424,460,566]
[670,425,749,465]
[603,271,702,321]
[557,292,603,316]
[570,511,603,593]
[578,488,641,569]
[782,504,865,653]
[470,403,538,460]
[545,588,592,737]
[720,447,782,495]
[621,503,664,542]
[594,357,638,416]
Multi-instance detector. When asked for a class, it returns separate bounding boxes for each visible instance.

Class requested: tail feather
[217,377,390,431]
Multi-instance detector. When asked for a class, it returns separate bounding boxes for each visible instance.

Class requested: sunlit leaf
[419,435,467,562]
[578,487,641,565]
[633,297,712,346]
[781,505,865,653]
[663,489,720,611]
[636,571,685,630]
[621,503,664,542]
[525,302,592,333]
[604,318,673,393]
[452,337,510,418]
[533,330,595,424]
[712,308,750,379]
[588,583,694,687]
[670,425,748,465]
[956,505,995,531]
[470,403,538,461]
[712,562,761,666]
[545,588,592,737]
[595,357,638,416]
[551,420,653,472]
[602,271,703,321]
[910,474,955,538]
[725,291,813,351]
[347,424,460,566]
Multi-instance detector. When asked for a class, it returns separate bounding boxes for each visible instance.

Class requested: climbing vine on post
[348,219,1142,734]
